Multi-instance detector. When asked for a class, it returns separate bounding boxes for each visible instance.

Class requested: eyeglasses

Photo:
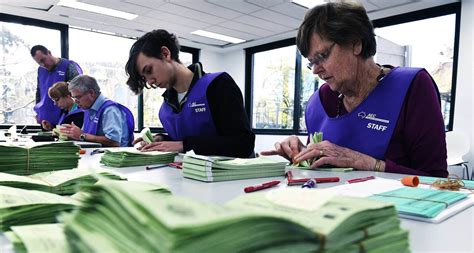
[307,42,336,70]
[71,93,85,101]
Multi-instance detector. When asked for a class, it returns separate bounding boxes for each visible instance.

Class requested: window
[143,47,199,129]
[69,28,138,129]
[373,3,460,131]
[246,39,318,134]
[0,18,63,126]
[246,3,460,134]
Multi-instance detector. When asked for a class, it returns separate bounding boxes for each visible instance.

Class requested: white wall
[454,0,474,164]
[199,1,474,162]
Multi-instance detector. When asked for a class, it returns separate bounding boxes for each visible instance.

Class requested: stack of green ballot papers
[369,187,468,218]
[62,180,320,252]
[0,186,77,231]
[0,142,80,175]
[227,188,410,253]
[5,224,70,253]
[183,154,286,182]
[100,147,176,167]
[0,169,124,195]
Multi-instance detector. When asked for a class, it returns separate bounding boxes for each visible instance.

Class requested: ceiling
[0,0,459,52]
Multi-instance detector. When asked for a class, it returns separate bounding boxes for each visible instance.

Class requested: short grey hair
[68,75,101,95]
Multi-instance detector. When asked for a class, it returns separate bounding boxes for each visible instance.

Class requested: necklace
[336,64,386,117]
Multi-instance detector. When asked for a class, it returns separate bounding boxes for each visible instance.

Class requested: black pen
[146,164,168,170]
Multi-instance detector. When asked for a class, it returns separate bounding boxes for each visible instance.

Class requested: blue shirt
[84,94,130,147]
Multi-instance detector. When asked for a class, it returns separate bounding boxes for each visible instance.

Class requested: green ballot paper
[182,154,287,182]
[226,188,410,252]
[5,224,70,253]
[0,142,80,175]
[100,147,177,167]
[140,127,154,144]
[0,186,78,231]
[62,180,320,252]
[0,168,124,195]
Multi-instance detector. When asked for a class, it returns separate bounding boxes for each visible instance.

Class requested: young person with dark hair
[126,29,255,158]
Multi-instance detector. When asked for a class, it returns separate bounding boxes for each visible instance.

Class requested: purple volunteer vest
[83,100,135,146]
[305,67,422,159]
[57,107,85,126]
[159,72,222,141]
[33,59,82,125]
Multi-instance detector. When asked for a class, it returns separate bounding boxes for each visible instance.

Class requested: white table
[2,150,473,253]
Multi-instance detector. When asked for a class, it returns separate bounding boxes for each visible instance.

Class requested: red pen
[168,162,183,169]
[287,177,339,185]
[286,171,294,179]
[244,180,280,193]
[347,176,376,184]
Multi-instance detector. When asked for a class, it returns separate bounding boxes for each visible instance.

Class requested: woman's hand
[139,141,183,153]
[41,120,53,131]
[134,134,165,148]
[260,135,305,162]
[293,140,376,170]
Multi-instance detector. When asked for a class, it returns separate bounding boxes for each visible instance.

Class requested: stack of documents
[369,187,467,218]
[182,154,286,182]
[0,186,77,231]
[0,169,124,195]
[62,181,320,252]
[227,188,410,252]
[5,224,69,253]
[0,142,80,175]
[100,147,176,167]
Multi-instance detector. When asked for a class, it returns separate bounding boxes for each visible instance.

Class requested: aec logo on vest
[57,70,65,76]
[358,111,389,132]
[188,102,206,113]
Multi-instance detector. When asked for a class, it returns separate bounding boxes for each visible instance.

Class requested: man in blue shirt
[60,75,134,147]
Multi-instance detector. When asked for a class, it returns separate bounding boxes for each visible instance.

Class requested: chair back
[446,131,470,165]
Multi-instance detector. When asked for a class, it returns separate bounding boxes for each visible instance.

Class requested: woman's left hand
[140,141,183,153]
[293,140,375,170]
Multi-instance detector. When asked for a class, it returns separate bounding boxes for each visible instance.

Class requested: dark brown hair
[296,2,376,59]
[125,29,181,94]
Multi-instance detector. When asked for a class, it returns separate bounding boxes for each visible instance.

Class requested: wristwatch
[79,133,86,141]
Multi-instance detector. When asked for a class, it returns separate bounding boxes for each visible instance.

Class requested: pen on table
[286,171,294,179]
[244,180,280,193]
[346,176,376,184]
[287,177,340,185]
[146,164,168,170]
[90,149,105,155]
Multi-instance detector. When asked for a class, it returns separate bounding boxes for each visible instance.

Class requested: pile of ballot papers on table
[0,142,80,175]
[182,154,287,182]
[39,180,407,252]
[0,168,124,195]
[100,147,176,167]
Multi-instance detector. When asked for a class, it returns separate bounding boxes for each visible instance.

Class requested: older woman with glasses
[41,81,84,131]
[125,29,255,158]
[262,2,447,177]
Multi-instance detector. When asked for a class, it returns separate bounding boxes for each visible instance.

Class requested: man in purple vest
[59,75,135,147]
[125,29,254,158]
[262,2,447,177]
[30,45,82,127]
